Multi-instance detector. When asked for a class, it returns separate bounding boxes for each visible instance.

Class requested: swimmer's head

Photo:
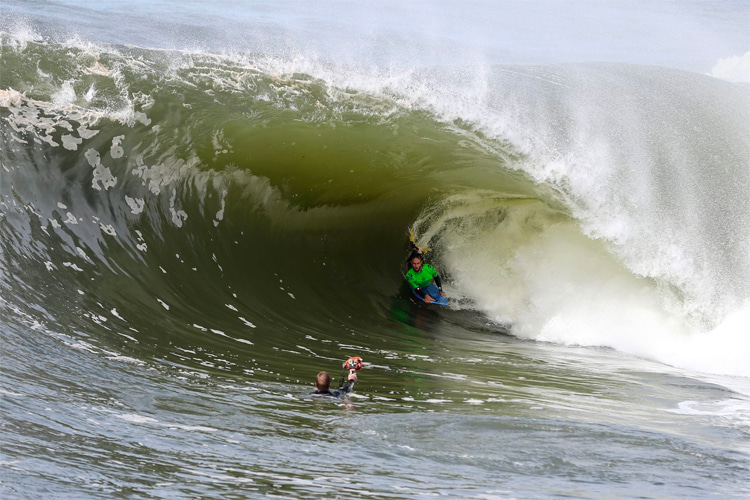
[316,371,331,391]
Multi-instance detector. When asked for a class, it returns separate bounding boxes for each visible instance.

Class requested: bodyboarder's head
[408,251,424,272]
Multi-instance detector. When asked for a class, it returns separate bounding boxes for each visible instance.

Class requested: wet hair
[316,371,331,391]
[406,251,424,265]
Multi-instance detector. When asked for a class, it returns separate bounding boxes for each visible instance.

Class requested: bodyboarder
[405,251,446,304]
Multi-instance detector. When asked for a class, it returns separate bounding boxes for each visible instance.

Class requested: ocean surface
[2,1,750,498]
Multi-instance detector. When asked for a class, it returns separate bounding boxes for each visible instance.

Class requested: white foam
[51,80,77,106]
[167,424,218,432]
[83,83,97,102]
[61,134,82,151]
[134,111,151,126]
[0,388,25,397]
[84,149,118,191]
[669,398,750,434]
[239,317,256,328]
[110,135,125,158]
[672,306,750,377]
[4,21,41,51]
[418,193,750,378]
[117,413,158,424]
[708,51,750,83]
[106,355,144,365]
[64,212,78,225]
[169,189,188,227]
[77,125,99,139]
[125,196,145,214]
[214,191,227,226]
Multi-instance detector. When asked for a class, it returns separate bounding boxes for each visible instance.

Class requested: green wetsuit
[405,264,441,291]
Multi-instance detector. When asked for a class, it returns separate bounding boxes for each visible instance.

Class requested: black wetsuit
[312,380,356,397]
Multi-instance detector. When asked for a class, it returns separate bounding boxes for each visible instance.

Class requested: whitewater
[1,1,749,498]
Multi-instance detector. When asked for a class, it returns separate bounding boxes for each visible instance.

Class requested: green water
[2,25,750,499]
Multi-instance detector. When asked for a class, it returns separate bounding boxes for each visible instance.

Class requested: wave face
[2,33,750,377]
[3,4,750,498]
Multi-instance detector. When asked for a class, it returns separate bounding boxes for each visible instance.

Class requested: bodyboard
[410,286,449,306]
